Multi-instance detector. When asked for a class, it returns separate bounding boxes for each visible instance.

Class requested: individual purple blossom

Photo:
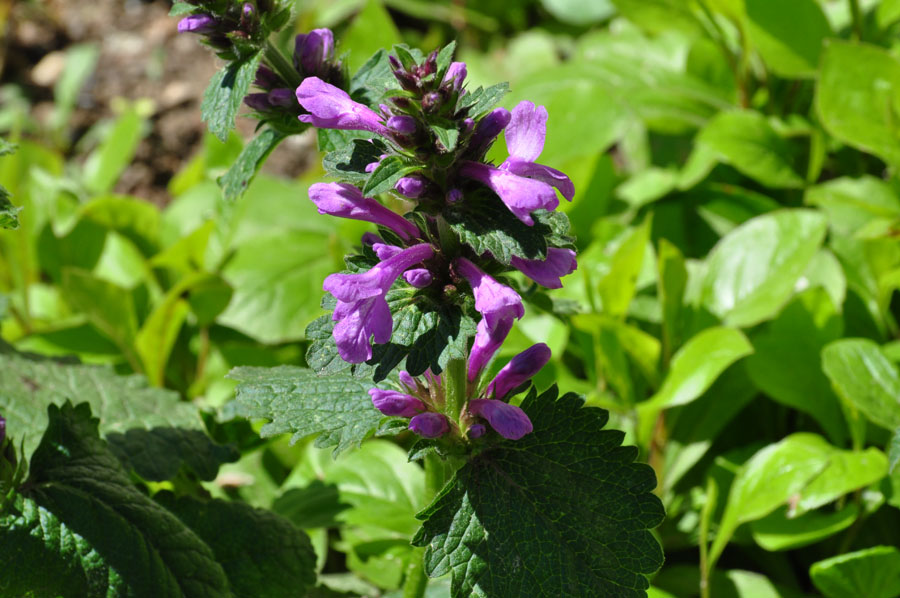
[373,243,403,261]
[469,108,510,152]
[487,343,551,399]
[0,413,5,445]
[395,175,427,198]
[409,412,449,438]
[178,14,218,34]
[297,77,389,136]
[467,423,486,439]
[268,88,295,108]
[510,248,577,289]
[369,388,426,417]
[309,183,420,240]
[361,232,383,246]
[447,188,463,203]
[324,243,434,362]
[461,101,574,225]
[294,29,334,75]
[443,62,467,92]
[387,115,417,136]
[365,154,387,173]
[244,93,271,112]
[254,65,280,90]
[399,370,418,392]
[468,399,533,440]
[403,268,433,288]
[456,258,524,380]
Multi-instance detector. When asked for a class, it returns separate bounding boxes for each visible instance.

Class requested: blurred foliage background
[4,0,900,596]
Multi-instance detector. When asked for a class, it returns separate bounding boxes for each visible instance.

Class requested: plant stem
[403,548,429,598]
[699,477,718,598]
[443,357,468,426]
[849,0,863,40]
[404,453,455,598]
[264,40,302,89]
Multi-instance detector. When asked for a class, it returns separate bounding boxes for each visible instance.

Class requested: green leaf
[444,189,573,264]
[597,217,651,317]
[83,106,146,195]
[642,326,753,412]
[435,40,457,78]
[751,504,859,552]
[12,402,232,597]
[273,481,350,529]
[810,546,900,598]
[323,137,384,184]
[0,349,207,459]
[540,0,616,25]
[877,0,900,28]
[107,428,238,482]
[700,209,827,328]
[696,111,804,188]
[805,176,900,238]
[228,366,382,455]
[341,0,401,73]
[822,338,900,430]
[349,49,399,106]
[156,493,317,598]
[745,289,848,443]
[457,82,510,118]
[890,428,900,474]
[202,51,263,142]
[745,0,831,78]
[610,0,705,35]
[816,41,900,168]
[363,155,419,196]
[0,186,20,230]
[413,386,664,598]
[220,128,287,202]
[657,238,688,357]
[429,120,460,153]
[135,293,189,387]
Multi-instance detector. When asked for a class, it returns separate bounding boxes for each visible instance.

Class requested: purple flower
[254,65,280,90]
[395,175,427,198]
[244,93,271,112]
[510,247,577,289]
[294,29,334,76]
[369,388,426,417]
[409,412,449,438]
[468,399,533,440]
[373,243,403,260]
[467,423,486,439]
[309,183,420,240]
[324,243,434,362]
[469,108,510,152]
[487,343,551,399]
[297,77,389,136]
[178,14,217,34]
[462,101,574,225]
[399,370,418,392]
[0,413,5,445]
[403,268,433,288]
[365,154,387,173]
[268,88,296,108]
[447,188,463,203]
[456,258,524,380]
[361,232,383,246]
[443,62,467,92]
[387,115,417,136]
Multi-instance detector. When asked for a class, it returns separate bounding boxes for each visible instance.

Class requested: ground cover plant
[2,0,900,597]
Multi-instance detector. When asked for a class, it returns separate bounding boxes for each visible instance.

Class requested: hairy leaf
[228,366,381,455]
[220,128,287,202]
[107,428,238,482]
[202,51,263,141]
[413,386,665,598]
[363,155,419,196]
[323,137,385,184]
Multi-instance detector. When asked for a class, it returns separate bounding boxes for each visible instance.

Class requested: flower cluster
[176,0,292,61]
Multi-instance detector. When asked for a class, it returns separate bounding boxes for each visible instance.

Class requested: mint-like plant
[174,2,665,595]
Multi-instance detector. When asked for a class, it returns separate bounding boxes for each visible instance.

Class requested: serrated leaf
[168,1,194,16]
[228,366,381,455]
[429,120,459,152]
[202,51,263,141]
[392,44,418,70]
[0,350,208,459]
[444,190,573,264]
[457,82,510,117]
[363,155,419,196]
[413,386,664,598]
[157,493,317,598]
[349,49,400,106]
[15,402,232,597]
[435,41,457,79]
[0,187,21,230]
[107,428,238,482]
[323,137,385,184]
[220,128,287,202]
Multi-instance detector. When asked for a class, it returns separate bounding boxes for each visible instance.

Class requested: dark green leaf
[156,493,317,598]
[435,41,457,78]
[323,138,385,184]
[457,82,510,117]
[444,189,573,264]
[349,49,400,106]
[429,119,459,152]
[413,386,664,598]
[392,44,418,70]
[363,155,419,196]
[107,428,238,482]
[15,402,231,597]
[220,128,287,202]
[810,546,900,598]
[228,366,381,455]
[201,51,263,142]
[0,349,207,459]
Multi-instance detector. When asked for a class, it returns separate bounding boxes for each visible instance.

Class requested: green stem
[436,215,461,259]
[849,0,863,40]
[264,40,303,89]
[699,477,718,598]
[443,357,468,426]
[403,550,429,598]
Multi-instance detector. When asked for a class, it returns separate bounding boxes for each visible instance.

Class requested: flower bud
[387,115,417,136]
[373,243,403,260]
[268,88,296,108]
[0,413,5,446]
[443,62,467,92]
[469,108,511,154]
[399,370,418,392]
[467,423,486,439]
[422,91,442,113]
[294,29,335,76]
[361,232,383,246]
[369,388,426,417]
[395,175,427,199]
[447,188,463,203]
[403,268,433,288]
[178,14,218,34]
[409,412,449,438]
[244,92,271,112]
[486,343,551,399]
[468,399,533,440]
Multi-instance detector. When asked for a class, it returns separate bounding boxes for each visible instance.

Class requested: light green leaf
[811,546,900,598]
[540,0,615,25]
[0,187,20,230]
[83,107,146,195]
[745,0,831,78]
[413,386,664,598]
[156,493,317,598]
[135,295,189,387]
[201,51,263,141]
[642,326,753,412]
[805,176,900,238]
[822,338,900,430]
[696,111,804,188]
[877,0,900,28]
[228,366,381,455]
[658,239,688,359]
[816,41,900,168]
[890,428,900,474]
[597,217,652,317]
[700,209,827,328]
[342,0,401,73]
[751,503,859,552]
[611,0,705,35]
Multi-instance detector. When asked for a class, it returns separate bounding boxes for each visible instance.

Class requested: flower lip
[369,388,426,417]
[468,399,533,440]
[510,248,577,289]
[486,343,552,399]
[309,182,420,240]
[296,77,389,136]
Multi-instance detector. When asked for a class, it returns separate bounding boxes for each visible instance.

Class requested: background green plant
[3,0,900,596]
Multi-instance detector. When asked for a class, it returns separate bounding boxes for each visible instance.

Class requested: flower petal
[505,101,547,162]
[468,399,533,440]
